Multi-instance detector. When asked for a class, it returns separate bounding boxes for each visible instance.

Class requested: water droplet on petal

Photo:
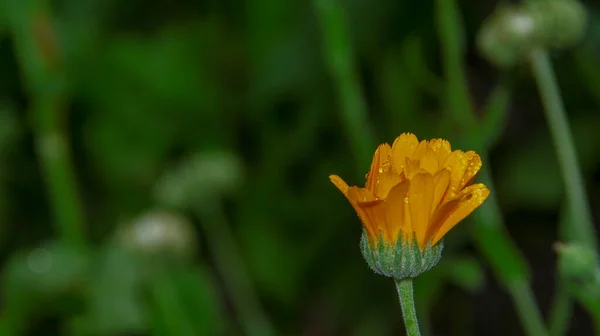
[404,197,409,204]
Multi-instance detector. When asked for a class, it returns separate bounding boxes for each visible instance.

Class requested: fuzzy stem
[395,278,422,336]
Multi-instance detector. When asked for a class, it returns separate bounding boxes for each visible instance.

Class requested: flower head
[330,133,490,250]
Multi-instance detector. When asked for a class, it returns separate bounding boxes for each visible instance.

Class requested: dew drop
[403,197,409,204]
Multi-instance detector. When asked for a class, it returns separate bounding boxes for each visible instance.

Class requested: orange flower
[330,133,490,249]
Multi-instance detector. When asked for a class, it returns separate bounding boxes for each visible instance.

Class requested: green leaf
[1,242,89,335]
[148,266,223,336]
[2,242,88,310]
[68,245,147,335]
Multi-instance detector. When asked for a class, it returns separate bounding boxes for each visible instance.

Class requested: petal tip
[329,174,350,194]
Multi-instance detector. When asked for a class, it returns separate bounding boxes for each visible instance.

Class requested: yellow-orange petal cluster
[330,133,490,249]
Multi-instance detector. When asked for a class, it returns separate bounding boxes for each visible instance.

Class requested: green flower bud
[555,242,600,287]
[154,151,243,212]
[555,242,600,312]
[115,210,197,261]
[477,0,588,68]
[360,231,444,280]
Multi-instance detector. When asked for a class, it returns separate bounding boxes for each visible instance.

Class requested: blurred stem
[199,206,274,336]
[313,0,377,170]
[529,49,597,250]
[571,289,600,335]
[478,82,511,147]
[8,1,86,248]
[548,205,574,336]
[35,129,86,248]
[507,282,551,336]
[548,280,571,336]
[530,49,598,333]
[402,37,444,98]
[395,279,421,336]
[435,0,475,127]
[436,0,548,334]
[151,272,196,336]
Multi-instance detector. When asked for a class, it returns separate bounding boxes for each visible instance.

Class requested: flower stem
[548,207,574,336]
[507,282,551,336]
[529,49,597,251]
[548,280,571,336]
[530,49,598,334]
[199,206,275,336]
[8,2,87,248]
[395,278,421,336]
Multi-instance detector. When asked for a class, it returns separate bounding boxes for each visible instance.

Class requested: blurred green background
[1,0,600,335]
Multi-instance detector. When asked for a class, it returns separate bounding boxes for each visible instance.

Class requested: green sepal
[360,231,444,280]
[556,243,600,294]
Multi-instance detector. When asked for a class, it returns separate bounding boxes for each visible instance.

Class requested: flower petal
[419,151,439,175]
[374,172,403,200]
[358,199,389,243]
[428,139,452,164]
[384,180,411,243]
[347,187,381,239]
[432,169,451,212]
[329,176,378,239]
[351,187,388,242]
[412,140,430,160]
[442,150,480,199]
[390,133,419,174]
[329,175,349,195]
[407,173,435,248]
[431,183,490,245]
[365,143,391,192]
[404,158,421,180]
[425,198,460,244]
[348,186,377,203]
[459,151,482,190]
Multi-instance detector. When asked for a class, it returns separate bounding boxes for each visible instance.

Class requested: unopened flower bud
[115,210,197,261]
[154,151,243,212]
[477,0,588,68]
[555,242,600,287]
